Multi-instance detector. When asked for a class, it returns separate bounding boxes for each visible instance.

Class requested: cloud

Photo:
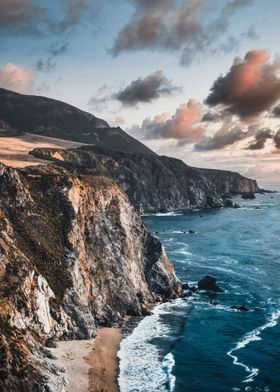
[0,63,34,93]
[195,124,247,151]
[130,99,205,141]
[58,0,91,31]
[0,0,95,36]
[0,0,44,34]
[201,111,220,122]
[274,130,280,149]
[115,71,179,106]
[111,0,254,65]
[247,128,272,150]
[36,41,70,73]
[36,58,56,73]
[206,49,280,119]
[48,41,69,56]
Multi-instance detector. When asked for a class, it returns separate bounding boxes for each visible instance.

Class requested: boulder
[198,275,224,292]
[241,192,255,199]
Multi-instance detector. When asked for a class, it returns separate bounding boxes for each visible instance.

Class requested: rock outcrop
[31,145,260,214]
[0,163,181,391]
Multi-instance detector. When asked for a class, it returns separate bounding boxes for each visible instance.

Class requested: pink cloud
[0,63,34,94]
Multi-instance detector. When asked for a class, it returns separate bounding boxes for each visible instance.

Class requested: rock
[231,305,249,312]
[233,203,241,208]
[241,192,256,199]
[45,339,57,349]
[189,230,196,234]
[198,276,224,292]
[190,286,197,292]
[210,300,218,306]
[182,283,190,290]
[223,198,233,208]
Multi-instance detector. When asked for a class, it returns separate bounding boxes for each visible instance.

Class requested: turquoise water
[118,191,280,392]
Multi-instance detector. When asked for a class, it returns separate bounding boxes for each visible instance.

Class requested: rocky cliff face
[0,163,181,391]
[31,146,260,213]
[198,168,259,195]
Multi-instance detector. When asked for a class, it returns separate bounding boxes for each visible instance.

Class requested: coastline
[87,327,123,392]
[48,327,123,392]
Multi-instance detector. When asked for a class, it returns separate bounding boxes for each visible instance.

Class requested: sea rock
[198,276,224,292]
[241,192,256,199]
[231,305,249,312]
[223,198,233,208]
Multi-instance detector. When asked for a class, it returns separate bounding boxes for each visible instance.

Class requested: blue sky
[1,0,280,186]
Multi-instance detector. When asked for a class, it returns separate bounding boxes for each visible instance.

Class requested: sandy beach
[87,327,123,392]
[49,327,123,392]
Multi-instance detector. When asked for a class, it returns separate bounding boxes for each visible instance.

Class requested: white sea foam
[227,309,280,384]
[118,301,186,392]
[151,212,183,217]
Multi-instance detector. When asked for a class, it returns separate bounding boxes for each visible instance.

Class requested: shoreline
[87,327,123,392]
[48,327,123,392]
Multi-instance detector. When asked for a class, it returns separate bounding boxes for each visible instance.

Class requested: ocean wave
[227,309,280,384]
[118,301,186,392]
[144,212,183,217]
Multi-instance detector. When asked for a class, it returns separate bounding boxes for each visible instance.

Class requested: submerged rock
[231,305,249,312]
[198,276,224,293]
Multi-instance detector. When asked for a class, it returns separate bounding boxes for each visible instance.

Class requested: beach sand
[49,327,123,392]
[87,327,123,392]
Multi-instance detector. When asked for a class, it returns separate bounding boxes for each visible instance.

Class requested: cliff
[31,146,260,213]
[0,163,181,391]
[0,88,260,212]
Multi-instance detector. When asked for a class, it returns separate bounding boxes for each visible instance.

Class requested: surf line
[227,309,280,384]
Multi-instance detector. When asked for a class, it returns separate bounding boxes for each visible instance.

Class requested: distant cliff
[0,163,181,391]
[31,146,260,213]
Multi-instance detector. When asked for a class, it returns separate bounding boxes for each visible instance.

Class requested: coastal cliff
[0,88,260,213]
[0,163,181,391]
[31,146,260,213]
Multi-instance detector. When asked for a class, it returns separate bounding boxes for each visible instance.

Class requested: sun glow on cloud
[0,63,34,94]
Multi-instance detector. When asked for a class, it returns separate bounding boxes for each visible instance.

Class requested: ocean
[118,191,280,392]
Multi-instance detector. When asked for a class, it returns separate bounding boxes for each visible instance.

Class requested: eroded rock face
[0,163,181,391]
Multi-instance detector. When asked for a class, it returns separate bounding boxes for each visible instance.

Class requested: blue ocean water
[118,191,280,392]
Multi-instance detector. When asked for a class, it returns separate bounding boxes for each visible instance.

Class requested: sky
[1,0,280,187]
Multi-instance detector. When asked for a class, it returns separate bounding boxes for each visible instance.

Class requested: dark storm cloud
[115,71,179,106]
[111,0,254,65]
[247,128,272,150]
[205,50,280,119]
